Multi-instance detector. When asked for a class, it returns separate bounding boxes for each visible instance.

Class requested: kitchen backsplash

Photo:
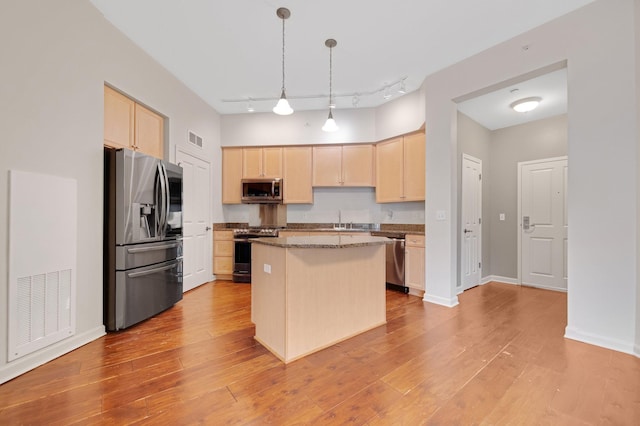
[221,187,425,225]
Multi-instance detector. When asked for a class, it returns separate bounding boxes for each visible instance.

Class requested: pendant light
[322,38,338,132]
[273,8,293,115]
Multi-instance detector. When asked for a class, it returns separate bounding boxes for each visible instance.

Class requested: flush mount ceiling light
[510,96,542,113]
[273,7,293,115]
[322,38,339,132]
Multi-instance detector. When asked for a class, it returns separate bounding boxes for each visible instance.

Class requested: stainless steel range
[233,228,279,283]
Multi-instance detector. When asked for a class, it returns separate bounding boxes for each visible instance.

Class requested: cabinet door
[342,144,374,186]
[262,147,283,178]
[313,145,343,186]
[375,137,404,202]
[222,148,243,204]
[242,147,263,178]
[104,85,134,150]
[405,245,425,290]
[283,146,313,204]
[213,230,234,275]
[135,103,164,158]
[403,132,425,201]
[243,147,283,178]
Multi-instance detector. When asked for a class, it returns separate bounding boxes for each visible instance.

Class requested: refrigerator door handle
[156,162,167,236]
[127,262,178,278]
[162,162,170,236]
[127,242,179,253]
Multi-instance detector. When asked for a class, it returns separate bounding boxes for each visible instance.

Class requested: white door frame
[176,145,213,287]
[517,155,568,287]
[460,153,482,291]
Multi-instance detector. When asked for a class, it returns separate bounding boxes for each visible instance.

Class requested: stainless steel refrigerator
[104,147,183,331]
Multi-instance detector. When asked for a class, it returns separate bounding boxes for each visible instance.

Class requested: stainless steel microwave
[241,178,283,203]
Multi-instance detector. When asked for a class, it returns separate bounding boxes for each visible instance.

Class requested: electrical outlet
[263,264,271,274]
[499,213,505,221]
[436,210,446,221]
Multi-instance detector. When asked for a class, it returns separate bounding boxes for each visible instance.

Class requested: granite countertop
[251,235,393,249]
[213,223,425,235]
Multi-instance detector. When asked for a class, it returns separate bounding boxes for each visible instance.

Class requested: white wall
[424,0,639,354]
[0,0,221,383]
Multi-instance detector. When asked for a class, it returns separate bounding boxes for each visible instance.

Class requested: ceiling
[90,0,587,128]
[457,67,567,130]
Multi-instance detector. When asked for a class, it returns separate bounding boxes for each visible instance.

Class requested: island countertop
[250,235,393,249]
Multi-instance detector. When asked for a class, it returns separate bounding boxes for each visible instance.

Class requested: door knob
[464,229,472,233]
[205,226,212,231]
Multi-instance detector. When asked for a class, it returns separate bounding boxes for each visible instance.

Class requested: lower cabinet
[213,230,234,279]
[405,234,425,291]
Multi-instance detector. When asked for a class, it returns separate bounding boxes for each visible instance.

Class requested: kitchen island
[250,235,391,363]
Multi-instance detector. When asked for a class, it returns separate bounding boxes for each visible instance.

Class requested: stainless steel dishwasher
[371,231,408,293]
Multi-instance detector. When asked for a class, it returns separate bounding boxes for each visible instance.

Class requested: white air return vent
[8,170,77,361]
[188,130,203,148]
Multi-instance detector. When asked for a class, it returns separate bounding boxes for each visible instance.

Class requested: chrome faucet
[335,210,345,230]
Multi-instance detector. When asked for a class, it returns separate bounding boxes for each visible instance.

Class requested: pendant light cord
[328,44,333,107]
[281,16,286,92]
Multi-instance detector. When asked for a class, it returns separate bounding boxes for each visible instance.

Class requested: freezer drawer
[115,240,182,270]
[108,259,183,331]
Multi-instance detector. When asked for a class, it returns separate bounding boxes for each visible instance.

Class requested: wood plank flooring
[1,281,639,424]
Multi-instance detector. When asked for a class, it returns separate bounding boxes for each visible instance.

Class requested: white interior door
[176,148,211,292]
[519,157,568,291]
[461,154,482,290]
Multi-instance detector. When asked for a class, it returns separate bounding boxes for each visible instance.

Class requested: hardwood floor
[1,281,638,425]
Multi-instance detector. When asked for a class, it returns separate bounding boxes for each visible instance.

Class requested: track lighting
[398,78,407,94]
[383,85,392,100]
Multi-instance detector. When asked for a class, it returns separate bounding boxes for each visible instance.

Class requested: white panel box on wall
[8,170,77,361]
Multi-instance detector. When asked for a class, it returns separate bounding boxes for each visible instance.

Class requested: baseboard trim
[423,293,459,308]
[482,275,519,285]
[565,325,637,357]
[0,325,105,385]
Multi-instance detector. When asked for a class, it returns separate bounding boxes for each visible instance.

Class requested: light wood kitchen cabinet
[243,147,283,179]
[312,144,374,187]
[104,85,134,150]
[283,146,313,204]
[213,230,234,279]
[405,234,425,291]
[222,148,243,204]
[103,85,164,158]
[134,103,163,159]
[375,131,425,202]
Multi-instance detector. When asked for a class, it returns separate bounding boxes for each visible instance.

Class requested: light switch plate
[263,264,271,274]
[499,213,505,221]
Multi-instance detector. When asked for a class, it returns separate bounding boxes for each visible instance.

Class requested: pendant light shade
[273,8,293,115]
[322,38,338,132]
[322,110,338,132]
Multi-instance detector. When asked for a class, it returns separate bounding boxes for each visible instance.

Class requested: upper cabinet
[103,85,164,159]
[242,147,283,179]
[312,144,374,187]
[283,146,313,204]
[222,147,243,204]
[375,131,425,203]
